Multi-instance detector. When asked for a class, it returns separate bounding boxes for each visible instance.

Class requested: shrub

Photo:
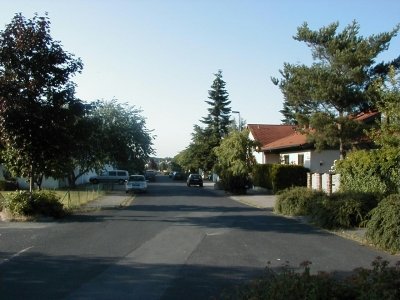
[221,261,348,300]
[271,164,308,193]
[347,257,400,300]
[274,187,326,216]
[3,190,66,218]
[252,164,308,193]
[221,258,400,300]
[310,192,380,229]
[336,148,400,195]
[252,164,273,190]
[366,194,400,254]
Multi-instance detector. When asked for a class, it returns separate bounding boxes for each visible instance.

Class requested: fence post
[307,172,312,189]
[316,173,322,191]
[326,173,333,195]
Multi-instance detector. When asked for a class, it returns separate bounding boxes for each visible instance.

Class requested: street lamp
[232,110,241,131]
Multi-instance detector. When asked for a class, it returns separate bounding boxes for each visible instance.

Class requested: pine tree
[201,70,232,139]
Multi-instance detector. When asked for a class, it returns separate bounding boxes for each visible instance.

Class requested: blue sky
[0,0,399,157]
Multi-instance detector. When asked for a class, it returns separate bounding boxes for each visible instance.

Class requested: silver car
[125,175,147,193]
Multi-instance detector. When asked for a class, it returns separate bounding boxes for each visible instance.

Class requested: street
[0,176,398,299]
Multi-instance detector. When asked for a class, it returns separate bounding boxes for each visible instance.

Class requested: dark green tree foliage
[0,13,83,191]
[201,70,232,139]
[273,21,400,158]
[178,70,232,173]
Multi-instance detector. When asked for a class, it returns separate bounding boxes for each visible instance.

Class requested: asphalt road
[0,176,398,299]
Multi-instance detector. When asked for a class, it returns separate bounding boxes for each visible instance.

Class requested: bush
[271,164,308,193]
[222,258,400,300]
[219,174,251,195]
[2,190,66,219]
[366,194,400,254]
[336,148,400,195]
[274,187,326,216]
[252,164,308,193]
[252,164,273,190]
[310,192,380,229]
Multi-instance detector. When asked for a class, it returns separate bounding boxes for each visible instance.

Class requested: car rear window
[129,176,145,182]
[191,174,201,179]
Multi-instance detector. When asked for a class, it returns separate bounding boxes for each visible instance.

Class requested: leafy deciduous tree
[214,129,257,194]
[0,13,83,191]
[91,99,154,174]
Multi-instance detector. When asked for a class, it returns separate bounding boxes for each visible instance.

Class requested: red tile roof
[250,111,379,152]
[247,124,296,146]
[262,131,308,151]
[352,110,380,122]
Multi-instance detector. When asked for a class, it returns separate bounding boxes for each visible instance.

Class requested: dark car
[144,170,156,182]
[172,172,184,180]
[187,174,203,187]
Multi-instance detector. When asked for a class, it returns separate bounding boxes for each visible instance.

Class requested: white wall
[309,150,340,173]
[248,131,264,164]
[279,150,339,173]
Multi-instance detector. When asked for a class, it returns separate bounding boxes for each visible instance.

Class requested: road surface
[0,176,398,299]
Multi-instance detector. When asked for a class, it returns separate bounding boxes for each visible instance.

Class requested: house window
[283,155,289,165]
[298,154,304,166]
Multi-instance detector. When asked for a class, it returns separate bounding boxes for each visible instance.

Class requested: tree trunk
[67,171,77,188]
[29,164,34,193]
[338,111,345,160]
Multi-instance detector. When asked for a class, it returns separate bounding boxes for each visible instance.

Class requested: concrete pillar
[307,172,312,189]
[326,173,333,195]
[316,173,322,191]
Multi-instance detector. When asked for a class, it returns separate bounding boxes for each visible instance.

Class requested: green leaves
[275,21,400,157]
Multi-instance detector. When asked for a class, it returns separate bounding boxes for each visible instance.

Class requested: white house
[248,124,340,173]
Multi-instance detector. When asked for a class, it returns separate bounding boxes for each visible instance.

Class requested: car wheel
[200,184,203,187]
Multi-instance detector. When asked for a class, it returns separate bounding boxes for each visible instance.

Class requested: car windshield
[129,176,145,182]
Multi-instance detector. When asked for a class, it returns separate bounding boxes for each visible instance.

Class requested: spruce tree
[201,70,232,139]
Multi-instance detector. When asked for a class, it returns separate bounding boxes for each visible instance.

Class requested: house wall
[264,153,280,164]
[249,131,264,164]
[279,149,340,173]
[309,150,340,173]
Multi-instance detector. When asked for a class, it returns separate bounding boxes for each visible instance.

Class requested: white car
[125,175,147,193]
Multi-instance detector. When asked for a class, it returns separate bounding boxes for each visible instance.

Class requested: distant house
[248,124,339,173]
[248,110,380,173]
[247,124,296,164]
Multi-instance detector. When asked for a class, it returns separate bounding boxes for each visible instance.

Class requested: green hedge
[252,164,308,193]
[366,194,400,253]
[276,187,381,229]
[309,192,380,229]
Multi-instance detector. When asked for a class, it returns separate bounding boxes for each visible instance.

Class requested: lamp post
[232,110,241,131]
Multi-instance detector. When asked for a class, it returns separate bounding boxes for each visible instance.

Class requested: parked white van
[89,170,129,184]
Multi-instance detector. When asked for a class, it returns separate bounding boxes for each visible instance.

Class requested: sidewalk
[207,184,367,244]
[82,192,133,210]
